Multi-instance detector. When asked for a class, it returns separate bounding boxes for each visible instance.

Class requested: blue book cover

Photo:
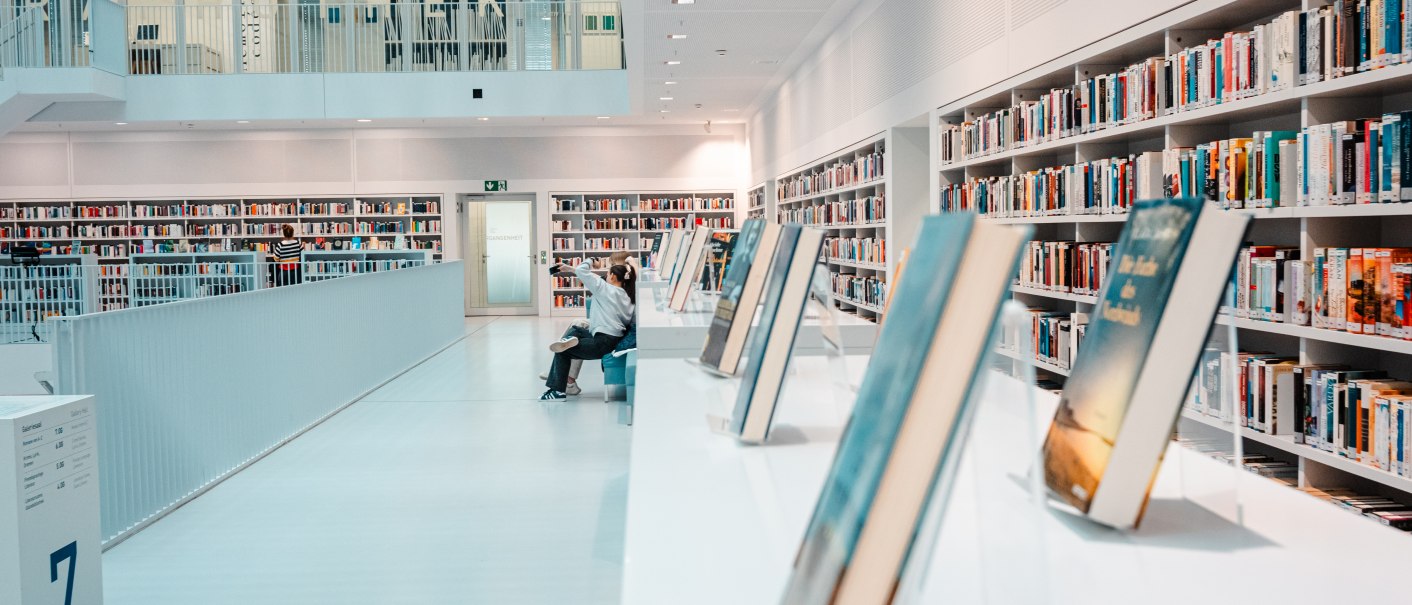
[730,225,803,434]
[782,214,1029,603]
[700,219,766,369]
[1041,197,1205,514]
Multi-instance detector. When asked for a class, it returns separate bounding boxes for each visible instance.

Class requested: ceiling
[636,0,854,126]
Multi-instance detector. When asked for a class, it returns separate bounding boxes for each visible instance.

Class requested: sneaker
[549,336,579,353]
[539,389,566,401]
[539,371,549,380]
[571,318,590,329]
[566,382,582,396]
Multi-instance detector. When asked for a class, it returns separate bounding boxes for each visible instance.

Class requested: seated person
[540,261,636,400]
[539,252,638,395]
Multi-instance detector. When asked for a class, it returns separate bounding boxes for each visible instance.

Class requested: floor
[101,317,633,605]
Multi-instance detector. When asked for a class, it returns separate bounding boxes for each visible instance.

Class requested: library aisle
[101,317,632,605]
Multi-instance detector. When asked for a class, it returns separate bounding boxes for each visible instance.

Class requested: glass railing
[125,0,624,75]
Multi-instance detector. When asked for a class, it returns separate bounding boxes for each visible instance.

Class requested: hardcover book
[782,214,1031,604]
[668,226,714,312]
[1041,197,1251,529]
[698,219,782,375]
[730,225,821,444]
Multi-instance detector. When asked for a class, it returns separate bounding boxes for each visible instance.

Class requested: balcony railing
[0,2,90,76]
[125,0,624,75]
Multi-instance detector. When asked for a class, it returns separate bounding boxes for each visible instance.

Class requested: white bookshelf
[746,183,767,220]
[548,191,737,317]
[0,253,98,342]
[128,251,264,306]
[0,195,445,264]
[933,0,1412,506]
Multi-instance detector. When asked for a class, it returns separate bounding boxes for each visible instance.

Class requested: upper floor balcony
[0,0,629,128]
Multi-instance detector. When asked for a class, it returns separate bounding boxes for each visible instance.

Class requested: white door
[462,197,537,315]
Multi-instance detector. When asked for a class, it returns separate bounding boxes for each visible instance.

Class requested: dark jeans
[274,266,301,287]
[546,326,622,392]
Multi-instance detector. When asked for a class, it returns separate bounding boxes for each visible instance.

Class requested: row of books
[1001,309,1090,370]
[940,5,1408,164]
[1017,240,1114,295]
[643,217,691,230]
[191,204,238,217]
[776,198,888,227]
[1230,245,1412,340]
[0,285,79,302]
[553,294,586,308]
[19,206,73,219]
[585,198,631,212]
[640,197,693,211]
[1191,350,1412,482]
[584,218,637,231]
[698,217,735,229]
[583,238,633,251]
[824,236,886,266]
[551,276,581,290]
[190,224,239,236]
[830,273,886,309]
[410,220,440,233]
[940,154,1161,217]
[777,148,886,201]
[552,238,577,251]
[74,205,128,218]
[73,225,141,238]
[698,197,733,210]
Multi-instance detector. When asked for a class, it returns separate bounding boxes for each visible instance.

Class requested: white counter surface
[634,286,878,359]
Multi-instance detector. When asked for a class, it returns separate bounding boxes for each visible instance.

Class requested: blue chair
[602,323,636,403]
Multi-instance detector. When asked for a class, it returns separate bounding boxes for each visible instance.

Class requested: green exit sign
[484,180,508,192]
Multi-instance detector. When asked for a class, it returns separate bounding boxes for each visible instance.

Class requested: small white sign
[0,395,102,605]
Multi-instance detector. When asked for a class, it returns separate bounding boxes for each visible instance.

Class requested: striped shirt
[272,240,303,265]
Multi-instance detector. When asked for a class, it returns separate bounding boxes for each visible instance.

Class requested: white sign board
[0,396,101,605]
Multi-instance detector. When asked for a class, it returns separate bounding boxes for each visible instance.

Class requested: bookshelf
[549,192,737,316]
[129,251,264,307]
[934,0,1412,512]
[774,135,889,322]
[746,183,767,220]
[0,254,98,342]
[0,195,444,264]
[302,250,433,282]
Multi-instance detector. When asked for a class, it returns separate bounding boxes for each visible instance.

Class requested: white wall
[748,0,1195,182]
[0,124,749,314]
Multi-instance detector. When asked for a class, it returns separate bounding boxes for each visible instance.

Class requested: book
[783,214,1030,604]
[657,229,685,280]
[730,225,824,444]
[1041,197,1251,529]
[668,226,714,311]
[698,219,782,375]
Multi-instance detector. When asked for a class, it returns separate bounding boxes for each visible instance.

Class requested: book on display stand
[1041,197,1250,530]
[723,224,825,445]
[668,226,714,312]
[781,213,1030,604]
[698,218,783,376]
[658,229,686,284]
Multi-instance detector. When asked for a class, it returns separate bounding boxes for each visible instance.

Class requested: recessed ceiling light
[659,110,671,113]
[477,117,490,121]
[114,122,127,125]
[356,119,372,123]
[664,81,677,85]
[659,96,674,101]
[596,116,611,120]
[236,120,251,124]
[672,0,695,3]
[667,34,687,39]
[664,60,681,65]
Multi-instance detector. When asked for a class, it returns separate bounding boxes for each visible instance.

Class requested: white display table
[634,286,878,359]
[623,358,1412,604]
[0,395,102,605]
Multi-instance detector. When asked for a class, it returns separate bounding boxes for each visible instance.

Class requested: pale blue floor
[102,317,632,604]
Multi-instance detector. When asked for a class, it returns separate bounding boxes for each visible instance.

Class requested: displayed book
[729,224,823,444]
[668,226,713,312]
[699,230,740,292]
[782,214,1031,604]
[660,228,689,283]
[698,219,782,375]
[1041,197,1250,529]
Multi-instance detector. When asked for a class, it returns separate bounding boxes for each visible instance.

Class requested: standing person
[271,225,303,287]
[538,252,638,395]
[540,261,636,400]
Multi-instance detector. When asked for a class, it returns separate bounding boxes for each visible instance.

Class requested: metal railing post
[231,0,242,73]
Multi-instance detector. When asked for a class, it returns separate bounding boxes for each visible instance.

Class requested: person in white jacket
[540,261,636,400]
[538,253,638,394]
